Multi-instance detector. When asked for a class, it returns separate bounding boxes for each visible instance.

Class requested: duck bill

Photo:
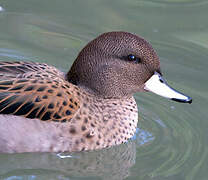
[144,72,192,104]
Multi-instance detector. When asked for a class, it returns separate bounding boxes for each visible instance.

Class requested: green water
[0,0,207,179]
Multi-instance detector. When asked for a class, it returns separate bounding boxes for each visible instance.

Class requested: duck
[0,32,192,153]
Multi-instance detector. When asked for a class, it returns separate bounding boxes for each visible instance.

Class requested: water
[0,0,207,179]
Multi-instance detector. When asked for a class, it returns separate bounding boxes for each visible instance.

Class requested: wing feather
[0,61,80,122]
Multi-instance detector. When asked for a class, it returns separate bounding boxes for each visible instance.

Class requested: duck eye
[127,54,141,63]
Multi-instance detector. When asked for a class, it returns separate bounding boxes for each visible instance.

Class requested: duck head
[67,31,192,103]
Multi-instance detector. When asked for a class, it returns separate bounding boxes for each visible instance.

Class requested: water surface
[0,0,207,180]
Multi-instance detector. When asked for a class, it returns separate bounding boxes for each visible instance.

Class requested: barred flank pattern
[0,61,80,122]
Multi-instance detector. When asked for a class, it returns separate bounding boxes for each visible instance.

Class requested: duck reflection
[0,141,136,180]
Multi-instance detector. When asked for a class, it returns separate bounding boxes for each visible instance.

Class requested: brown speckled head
[67,31,161,98]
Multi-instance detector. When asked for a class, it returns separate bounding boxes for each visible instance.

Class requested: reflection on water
[0,142,136,180]
[0,0,208,180]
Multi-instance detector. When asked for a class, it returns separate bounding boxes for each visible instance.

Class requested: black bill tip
[171,97,192,104]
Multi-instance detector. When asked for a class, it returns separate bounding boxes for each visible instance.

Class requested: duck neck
[66,72,134,100]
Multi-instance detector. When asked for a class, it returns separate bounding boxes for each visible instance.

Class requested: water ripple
[133,95,201,179]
